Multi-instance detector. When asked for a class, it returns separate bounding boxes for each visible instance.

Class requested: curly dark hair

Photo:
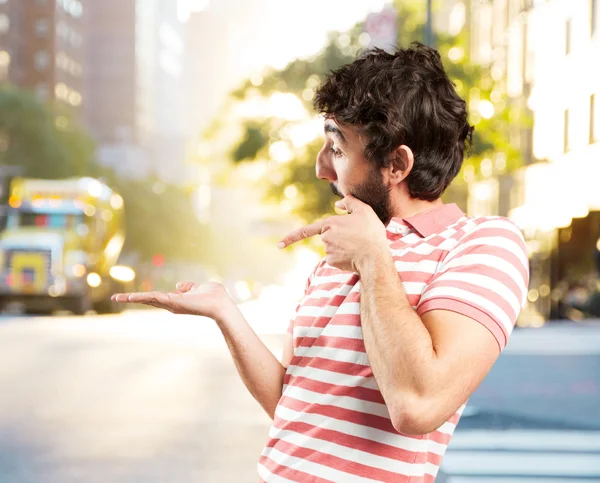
[313,42,474,201]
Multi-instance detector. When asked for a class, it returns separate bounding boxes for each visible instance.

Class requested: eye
[329,146,343,157]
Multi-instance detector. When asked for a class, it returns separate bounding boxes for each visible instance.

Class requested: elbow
[389,395,442,436]
[391,411,435,436]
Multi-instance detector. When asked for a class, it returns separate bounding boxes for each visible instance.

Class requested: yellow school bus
[0,177,135,314]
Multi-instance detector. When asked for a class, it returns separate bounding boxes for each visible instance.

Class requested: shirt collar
[387,203,466,238]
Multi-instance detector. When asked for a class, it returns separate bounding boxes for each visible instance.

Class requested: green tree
[110,176,209,263]
[0,86,96,178]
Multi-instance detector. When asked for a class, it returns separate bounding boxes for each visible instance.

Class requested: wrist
[213,300,241,328]
[355,242,390,274]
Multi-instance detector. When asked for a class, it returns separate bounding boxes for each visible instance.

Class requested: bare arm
[113,281,290,419]
[216,303,288,419]
[357,252,499,435]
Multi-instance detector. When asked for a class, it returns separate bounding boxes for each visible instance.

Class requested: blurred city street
[0,0,599,480]
[0,307,599,483]
[0,306,285,483]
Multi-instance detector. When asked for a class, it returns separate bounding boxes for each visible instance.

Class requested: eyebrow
[324,123,348,146]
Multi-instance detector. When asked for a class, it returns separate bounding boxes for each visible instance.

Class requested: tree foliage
[0,86,96,178]
[107,175,208,262]
[232,121,270,162]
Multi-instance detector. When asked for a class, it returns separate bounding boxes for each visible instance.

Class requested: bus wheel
[94,298,123,315]
[67,296,91,316]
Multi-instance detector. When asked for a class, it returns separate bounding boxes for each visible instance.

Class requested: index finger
[278,220,328,249]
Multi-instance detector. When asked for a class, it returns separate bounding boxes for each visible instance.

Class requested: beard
[329,168,393,225]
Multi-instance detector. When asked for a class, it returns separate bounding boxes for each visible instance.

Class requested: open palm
[112,281,234,320]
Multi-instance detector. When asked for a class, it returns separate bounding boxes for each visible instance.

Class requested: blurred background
[0,0,598,482]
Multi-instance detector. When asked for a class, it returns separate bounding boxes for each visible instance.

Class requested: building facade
[83,0,149,180]
[468,0,600,322]
[84,0,137,144]
[84,0,190,183]
[0,0,85,115]
[137,0,187,184]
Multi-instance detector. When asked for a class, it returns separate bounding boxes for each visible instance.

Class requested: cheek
[337,155,366,190]
[334,158,352,188]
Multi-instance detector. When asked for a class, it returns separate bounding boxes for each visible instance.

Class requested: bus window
[48,214,67,228]
[7,214,18,229]
[11,213,80,229]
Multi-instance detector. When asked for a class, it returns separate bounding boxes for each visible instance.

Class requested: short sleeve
[287,261,321,334]
[416,218,529,350]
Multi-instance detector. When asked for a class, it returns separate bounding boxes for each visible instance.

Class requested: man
[113,43,529,482]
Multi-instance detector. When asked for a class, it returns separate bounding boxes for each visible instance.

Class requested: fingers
[278,219,329,249]
[111,291,173,308]
[176,281,197,293]
[111,292,139,303]
[111,293,133,303]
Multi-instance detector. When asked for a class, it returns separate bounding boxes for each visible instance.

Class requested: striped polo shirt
[258,203,530,483]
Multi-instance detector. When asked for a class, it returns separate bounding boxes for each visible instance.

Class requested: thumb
[335,195,361,214]
[175,281,198,293]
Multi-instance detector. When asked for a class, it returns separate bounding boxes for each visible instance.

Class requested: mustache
[329,183,343,198]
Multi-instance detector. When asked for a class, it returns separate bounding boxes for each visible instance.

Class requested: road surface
[0,309,598,482]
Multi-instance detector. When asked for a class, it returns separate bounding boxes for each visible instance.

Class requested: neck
[389,193,444,221]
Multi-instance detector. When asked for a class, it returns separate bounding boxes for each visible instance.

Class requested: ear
[388,145,414,186]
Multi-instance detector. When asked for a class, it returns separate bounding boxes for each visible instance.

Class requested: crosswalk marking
[446,478,599,483]
[450,430,600,452]
[442,451,600,477]
[441,430,600,482]
[505,326,600,355]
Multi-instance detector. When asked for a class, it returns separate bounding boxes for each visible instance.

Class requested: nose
[316,147,337,182]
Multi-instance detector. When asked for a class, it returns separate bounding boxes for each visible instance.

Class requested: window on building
[69,61,82,77]
[564,109,570,153]
[56,51,69,70]
[565,19,571,55]
[592,0,598,36]
[522,19,529,86]
[68,90,82,106]
[520,0,534,12]
[591,94,598,144]
[0,50,10,81]
[0,50,9,67]
[34,50,50,71]
[55,82,68,100]
[35,19,50,38]
[0,13,9,35]
[69,1,83,18]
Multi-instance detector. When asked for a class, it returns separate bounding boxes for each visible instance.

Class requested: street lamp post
[425,0,433,47]
[0,165,22,231]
